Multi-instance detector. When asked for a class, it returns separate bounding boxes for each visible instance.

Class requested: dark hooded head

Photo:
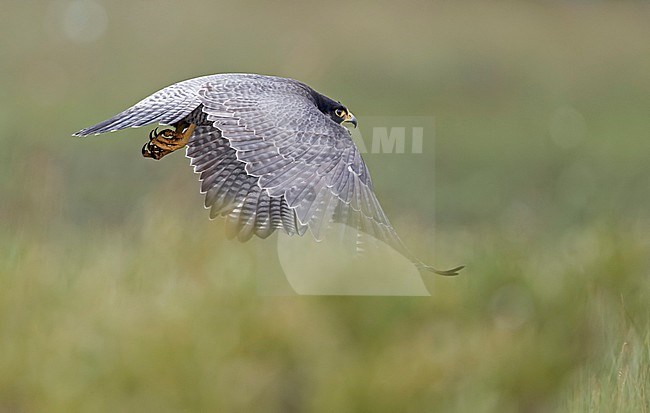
[311,92,357,128]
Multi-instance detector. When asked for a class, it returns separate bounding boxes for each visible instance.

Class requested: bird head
[313,93,358,128]
[331,105,357,128]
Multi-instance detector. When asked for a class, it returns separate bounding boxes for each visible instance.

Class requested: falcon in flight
[74,74,463,276]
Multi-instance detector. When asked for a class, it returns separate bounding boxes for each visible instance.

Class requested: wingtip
[435,265,465,276]
[72,126,97,137]
[418,264,465,276]
[72,128,116,137]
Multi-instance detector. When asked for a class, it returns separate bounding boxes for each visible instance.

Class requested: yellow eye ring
[335,108,346,118]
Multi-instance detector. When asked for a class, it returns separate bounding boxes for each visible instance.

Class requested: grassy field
[1,1,649,411]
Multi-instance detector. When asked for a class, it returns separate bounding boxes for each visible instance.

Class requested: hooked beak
[343,111,358,128]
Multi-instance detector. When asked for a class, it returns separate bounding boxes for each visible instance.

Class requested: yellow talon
[142,122,196,160]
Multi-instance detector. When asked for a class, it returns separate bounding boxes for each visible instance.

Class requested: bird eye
[335,108,346,118]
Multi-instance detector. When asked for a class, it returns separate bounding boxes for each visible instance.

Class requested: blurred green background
[1,1,649,412]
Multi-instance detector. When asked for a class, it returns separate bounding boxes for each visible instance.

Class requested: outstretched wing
[196,77,462,275]
[185,125,307,241]
[73,74,309,240]
[73,76,209,136]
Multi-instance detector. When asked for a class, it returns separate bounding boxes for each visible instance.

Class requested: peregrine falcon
[74,74,463,276]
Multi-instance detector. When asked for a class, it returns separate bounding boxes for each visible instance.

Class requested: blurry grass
[565,332,650,413]
[1,0,650,411]
[1,191,649,412]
